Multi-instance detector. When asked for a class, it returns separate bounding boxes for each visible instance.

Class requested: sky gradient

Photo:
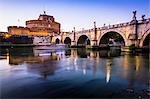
[0,0,149,32]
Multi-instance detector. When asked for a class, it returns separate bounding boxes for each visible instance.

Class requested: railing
[66,18,150,35]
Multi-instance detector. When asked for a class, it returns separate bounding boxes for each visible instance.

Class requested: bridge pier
[91,40,98,46]
[71,41,77,47]
[87,40,99,49]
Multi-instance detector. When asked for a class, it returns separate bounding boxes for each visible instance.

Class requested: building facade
[26,13,60,34]
[7,12,61,44]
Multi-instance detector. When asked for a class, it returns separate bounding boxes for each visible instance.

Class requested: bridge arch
[98,30,127,46]
[55,38,60,44]
[64,37,71,45]
[77,35,91,46]
[139,29,150,47]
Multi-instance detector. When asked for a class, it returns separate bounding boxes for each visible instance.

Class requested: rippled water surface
[0,47,149,98]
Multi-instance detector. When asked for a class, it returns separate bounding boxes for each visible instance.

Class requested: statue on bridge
[103,23,106,27]
[132,11,137,20]
[142,15,145,21]
[131,11,137,24]
[94,21,96,28]
[43,11,46,15]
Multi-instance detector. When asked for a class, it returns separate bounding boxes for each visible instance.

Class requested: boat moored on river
[34,44,66,50]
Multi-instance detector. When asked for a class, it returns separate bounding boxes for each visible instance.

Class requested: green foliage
[67,44,71,48]
[129,44,136,51]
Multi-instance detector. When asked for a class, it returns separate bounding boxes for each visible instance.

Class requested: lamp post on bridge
[91,21,98,47]
[94,21,97,41]
[71,27,76,47]
[73,27,75,41]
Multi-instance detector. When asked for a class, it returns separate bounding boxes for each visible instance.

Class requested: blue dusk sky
[0,0,149,32]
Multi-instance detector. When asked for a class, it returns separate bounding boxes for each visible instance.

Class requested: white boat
[33,47,65,57]
[34,44,66,50]
[34,42,52,46]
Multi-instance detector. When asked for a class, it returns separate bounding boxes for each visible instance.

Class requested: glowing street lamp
[2,33,11,39]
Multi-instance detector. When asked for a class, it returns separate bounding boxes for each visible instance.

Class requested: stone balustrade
[67,18,150,35]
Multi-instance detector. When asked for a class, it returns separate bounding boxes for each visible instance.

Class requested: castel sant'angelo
[8,11,60,36]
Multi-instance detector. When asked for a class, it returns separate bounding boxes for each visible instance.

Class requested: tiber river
[0,47,149,98]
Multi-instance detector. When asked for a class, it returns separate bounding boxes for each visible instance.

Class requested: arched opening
[64,37,71,45]
[55,38,60,44]
[99,32,125,47]
[140,33,149,53]
[77,35,90,47]
[143,34,149,47]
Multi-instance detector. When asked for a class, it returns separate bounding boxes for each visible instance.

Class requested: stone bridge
[54,13,150,48]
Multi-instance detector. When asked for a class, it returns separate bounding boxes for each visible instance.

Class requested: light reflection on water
[0,47,149,98]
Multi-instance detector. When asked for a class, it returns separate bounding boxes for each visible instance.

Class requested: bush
[129,44,136,51]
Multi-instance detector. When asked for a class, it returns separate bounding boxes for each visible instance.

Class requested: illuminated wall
[8,26,50,36]
[8,14,61,36]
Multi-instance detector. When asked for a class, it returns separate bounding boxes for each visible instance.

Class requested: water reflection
[0,47,149,98]
[0,47,149,80]
[99,49,121,58]
[106,59,112,83]
[67,48,121,58]
[0,47,65,78]
[8,47,65,65]
[27,61,58,79]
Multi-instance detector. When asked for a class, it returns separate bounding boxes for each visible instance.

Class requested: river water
[0,47,149,98]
